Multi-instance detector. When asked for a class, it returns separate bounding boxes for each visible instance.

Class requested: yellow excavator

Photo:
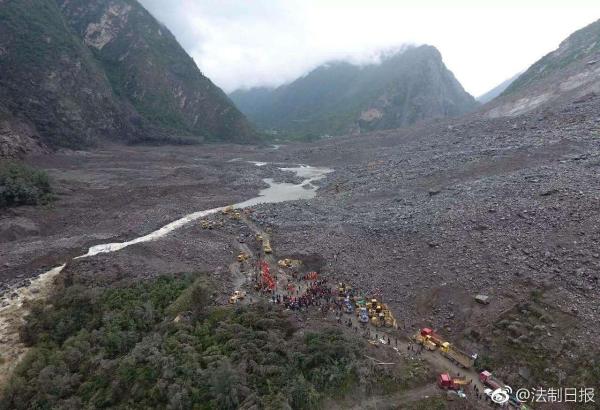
[367,298,397,328]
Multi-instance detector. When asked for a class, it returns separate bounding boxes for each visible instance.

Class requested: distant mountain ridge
[230,45,478,137]
[477,72,522,104]
[0,0,256,157]
[485,18,600,117]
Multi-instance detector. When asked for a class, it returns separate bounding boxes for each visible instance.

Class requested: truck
[479,371,522,407]
[414,328,445,349]
[414,329,437,350]
[437,373,469,390]
[440,342,476,369]
[479,370,504,391]
[420,328,446,346]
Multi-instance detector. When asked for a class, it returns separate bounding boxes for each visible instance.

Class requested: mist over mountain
[230,45,478,137]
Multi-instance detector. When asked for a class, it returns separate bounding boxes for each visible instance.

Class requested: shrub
[1,276,366,410]
[0,161,52,207]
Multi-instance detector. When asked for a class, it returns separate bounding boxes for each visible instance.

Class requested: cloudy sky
[139,0,600,97]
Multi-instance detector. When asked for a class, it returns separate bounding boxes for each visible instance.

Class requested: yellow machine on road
[229,290,246,304]
[414,328,476,368]
[278,258,301,268]
[367,298,398,328]
[263,240,273,254]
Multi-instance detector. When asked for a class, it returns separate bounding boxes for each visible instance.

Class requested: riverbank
[0,144,334,388]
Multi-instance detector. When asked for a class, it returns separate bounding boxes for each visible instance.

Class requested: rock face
[0,0,255,157]
[485,18,600,117]
[58,0,256,144]
[0,105,47,158]
[230,45,478,137]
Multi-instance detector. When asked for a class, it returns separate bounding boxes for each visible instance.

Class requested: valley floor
[1,96,600,407]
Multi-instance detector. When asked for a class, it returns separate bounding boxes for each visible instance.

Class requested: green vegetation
[0,161,52,207]
[1,276,371,409]
[230,46,477,137]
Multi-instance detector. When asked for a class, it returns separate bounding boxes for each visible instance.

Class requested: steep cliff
[58,0,255,143]
[0,0,256,157]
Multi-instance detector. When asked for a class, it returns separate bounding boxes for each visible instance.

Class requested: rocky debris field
[1,95,599,392]
[0,144,288,295]
[245,96,600,372]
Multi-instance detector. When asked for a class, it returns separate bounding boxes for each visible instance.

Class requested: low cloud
[140,0,600,96]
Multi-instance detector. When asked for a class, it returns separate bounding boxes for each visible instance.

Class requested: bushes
[0,161,52,207]
[1,277,365,409]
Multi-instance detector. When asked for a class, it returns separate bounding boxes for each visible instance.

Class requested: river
[0,163,333,384]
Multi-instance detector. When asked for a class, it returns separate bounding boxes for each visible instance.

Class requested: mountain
[230,46,478,137]
[0,0,255,156]
[485,18,600,117]
[477,72,522,104]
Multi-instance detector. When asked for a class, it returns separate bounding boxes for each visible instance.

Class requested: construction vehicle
[233,211,242,220]
[415,327,446,350]
[383,308,397,328]
[278,259,292,268]
[371,312,386,327]
[414,329,476,368]
[256,234,263,242]
[263,240,273,254]
[277,258,302,269]
[365,298,397,328]
[414,328,443,351]
[437,373,469,390]
[222,205,234,215]
[358,307,369,324]
[229,290,246,304]
[237,252,250,263]
[440,342,476,369]
[479,371,505,391]
[338,283,352,298]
